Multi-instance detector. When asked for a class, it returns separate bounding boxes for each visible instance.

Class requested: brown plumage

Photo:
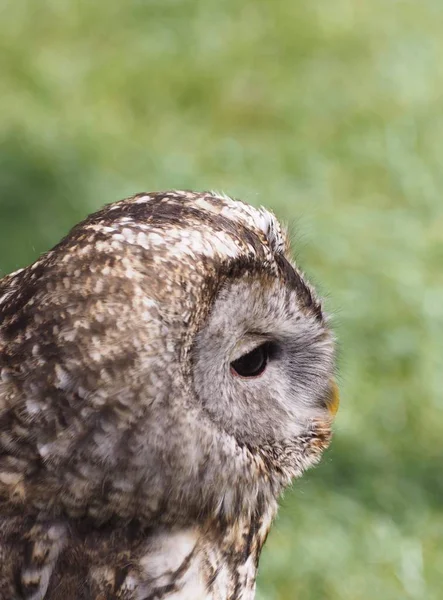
[0,191,338,599]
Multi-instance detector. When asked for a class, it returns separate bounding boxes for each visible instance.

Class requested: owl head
[0,190,338,526]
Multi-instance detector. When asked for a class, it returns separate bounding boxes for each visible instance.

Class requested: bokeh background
[1,1,442,598]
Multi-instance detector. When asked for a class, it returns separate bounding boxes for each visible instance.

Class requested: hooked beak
[325,379,340,417]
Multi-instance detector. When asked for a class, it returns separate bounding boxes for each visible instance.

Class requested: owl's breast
[128,525,261,600]
[1,516,269,600]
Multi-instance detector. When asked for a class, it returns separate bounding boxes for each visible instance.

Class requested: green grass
[1,1,442,598]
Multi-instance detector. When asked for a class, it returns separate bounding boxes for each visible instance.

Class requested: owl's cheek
[297,415,334,469]
[310,421,333,453]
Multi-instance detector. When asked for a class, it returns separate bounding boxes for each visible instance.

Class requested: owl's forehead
[86,191,289,263]
[80,192,320,320]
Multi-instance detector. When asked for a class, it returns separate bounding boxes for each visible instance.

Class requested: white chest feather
[131,517,271,600]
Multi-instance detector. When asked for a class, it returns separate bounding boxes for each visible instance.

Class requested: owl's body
[0,191,337,599]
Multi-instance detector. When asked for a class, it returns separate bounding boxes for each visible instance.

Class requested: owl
[0,190,338,600]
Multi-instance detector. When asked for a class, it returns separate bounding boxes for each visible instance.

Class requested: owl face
[193,275,336,452]
[188,197,337,483]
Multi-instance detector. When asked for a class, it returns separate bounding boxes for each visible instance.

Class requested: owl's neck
[130,504,277,600]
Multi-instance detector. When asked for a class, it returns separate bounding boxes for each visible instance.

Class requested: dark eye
[230,343,269,378]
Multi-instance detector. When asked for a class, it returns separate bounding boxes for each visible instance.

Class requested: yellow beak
[326,380,340,416]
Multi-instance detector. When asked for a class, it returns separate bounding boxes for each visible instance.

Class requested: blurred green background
[1,1,442,598]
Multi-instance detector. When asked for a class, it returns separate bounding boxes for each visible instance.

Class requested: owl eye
[230,343,270,378]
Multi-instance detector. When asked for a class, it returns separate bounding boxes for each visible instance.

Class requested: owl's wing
[0,255,174,599]
[0,515,165,600]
